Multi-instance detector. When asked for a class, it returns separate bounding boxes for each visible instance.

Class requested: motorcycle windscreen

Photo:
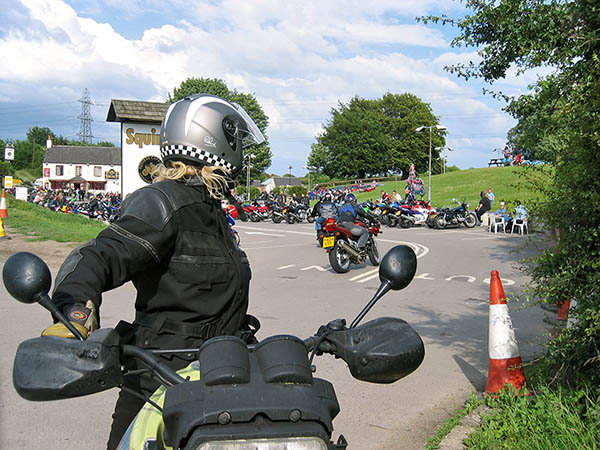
[12,329,123,401]
[332,317,424,384]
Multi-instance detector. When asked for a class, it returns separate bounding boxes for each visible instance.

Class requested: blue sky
[0,0,537,176]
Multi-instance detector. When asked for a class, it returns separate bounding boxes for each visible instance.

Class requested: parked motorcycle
[270,202,286,224]
[285,203,312,224]
[430,199,477,229]
[4,246,424,450]
[319,217,382,273]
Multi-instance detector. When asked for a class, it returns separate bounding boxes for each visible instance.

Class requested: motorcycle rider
[337,193,378,254]
[312,192,338,232]
[40,93,265,450]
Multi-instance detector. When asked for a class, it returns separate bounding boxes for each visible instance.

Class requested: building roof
[106,99,169,123]
[263,177,303,187]
[44,146,121,165]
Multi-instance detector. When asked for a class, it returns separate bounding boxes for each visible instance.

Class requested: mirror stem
[349,280,392,329]
[38,294,86,341]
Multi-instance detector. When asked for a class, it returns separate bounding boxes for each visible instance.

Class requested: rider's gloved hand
[41,300,99,339]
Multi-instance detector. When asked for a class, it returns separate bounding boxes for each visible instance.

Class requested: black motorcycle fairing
[322,317,424,384]
[12,328,123,401]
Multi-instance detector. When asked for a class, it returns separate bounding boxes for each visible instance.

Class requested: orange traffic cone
[0,216,10,240]
[485,270,526,395]
[0,189,7,218]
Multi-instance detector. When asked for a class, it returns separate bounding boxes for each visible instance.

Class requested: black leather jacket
[52,178,252,340]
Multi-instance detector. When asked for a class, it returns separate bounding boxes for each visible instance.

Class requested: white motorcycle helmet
[159,94,265,178]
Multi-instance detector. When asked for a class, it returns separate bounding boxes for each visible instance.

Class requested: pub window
[75,165,82,176]
[94,166,102,177]
[55,165,63,176]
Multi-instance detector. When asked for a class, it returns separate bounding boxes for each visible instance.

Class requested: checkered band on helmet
[160,144,234,172]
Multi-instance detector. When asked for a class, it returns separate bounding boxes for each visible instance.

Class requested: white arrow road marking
[350,269,378,282]
[245,231,285,237]
[415,273,435,280]
[483,277,516,286]
[445,275,477,283]
[300,265,329,272]
[277,264,296,270]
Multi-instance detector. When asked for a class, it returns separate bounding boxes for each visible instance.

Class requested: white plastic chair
[489,215,505,233]
[512,218,528,235]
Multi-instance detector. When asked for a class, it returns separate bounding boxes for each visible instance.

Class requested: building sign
[121,123,162,196]
[4,146,14,160]
[4,176,13,188]
[43,168,50,177]
[138,156,160,184]
[105,168,119,180]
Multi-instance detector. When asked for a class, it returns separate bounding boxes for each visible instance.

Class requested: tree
[309,94,443,179]
[421,0,600,387]
[169,78,271,182]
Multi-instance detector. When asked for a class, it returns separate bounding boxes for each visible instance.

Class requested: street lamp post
[416,125,447,203]
[435,146,454,174]
[288,165,293,186]
[303,165,314,192]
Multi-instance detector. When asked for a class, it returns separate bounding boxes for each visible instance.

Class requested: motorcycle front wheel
[250,213,261,222]
[367,238,381,266]
[434,214,446,229]
[272,214,282,224]
[464,213,477,228]
[286,214,295,224]
[329,243,351,273]
[307,214,315,223]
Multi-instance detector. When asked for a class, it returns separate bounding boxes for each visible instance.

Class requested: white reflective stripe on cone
[489,303,520,360]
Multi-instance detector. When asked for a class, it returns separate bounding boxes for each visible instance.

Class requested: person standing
[487,187,495,209]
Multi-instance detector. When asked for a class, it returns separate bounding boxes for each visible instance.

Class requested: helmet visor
[232,102,265,148]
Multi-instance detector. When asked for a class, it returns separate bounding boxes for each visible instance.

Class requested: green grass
[351,165,547,210]
[425,394,484,450]
[4,196,106,242]
[465,385,600,449]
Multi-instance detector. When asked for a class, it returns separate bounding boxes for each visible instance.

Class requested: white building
[42,143,121,192]
[106,99,167,197]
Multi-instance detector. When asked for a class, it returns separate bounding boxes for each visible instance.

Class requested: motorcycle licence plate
[322,236,335,248]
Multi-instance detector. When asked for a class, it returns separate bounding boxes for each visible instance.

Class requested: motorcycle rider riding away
[337,193,378,255]
[40,93,265,450]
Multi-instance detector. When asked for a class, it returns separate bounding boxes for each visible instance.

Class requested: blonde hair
[152,161,231,200]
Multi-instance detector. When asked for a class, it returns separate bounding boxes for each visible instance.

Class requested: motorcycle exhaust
[338,240,361,258]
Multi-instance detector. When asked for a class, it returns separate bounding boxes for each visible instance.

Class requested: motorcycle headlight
[196,437,328,450]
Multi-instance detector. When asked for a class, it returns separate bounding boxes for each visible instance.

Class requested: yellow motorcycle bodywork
[117,361,200,450]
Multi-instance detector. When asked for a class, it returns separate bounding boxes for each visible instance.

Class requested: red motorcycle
[319,218,382,273]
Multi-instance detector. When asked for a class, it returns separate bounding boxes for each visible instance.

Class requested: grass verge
[5,196,106,242]
[425,393,483,449]
[427,383,600,450]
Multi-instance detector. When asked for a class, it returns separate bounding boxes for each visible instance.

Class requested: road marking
[483,277,515,286]
[377,239,429,259]
[277,264,296,269]
[350,269,378,281]
[242,243,313,250]
[415,272,435,280]
[245,231,285,237]
[446,275,477,283]
[235,225,315,236]
[356,273,380,283]
[300,265,328,271]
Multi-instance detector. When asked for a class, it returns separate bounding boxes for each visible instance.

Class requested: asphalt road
[0,221,551,449]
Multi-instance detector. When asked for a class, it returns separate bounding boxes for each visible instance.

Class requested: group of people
[25,187,122,221]
[475,186,528,231]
